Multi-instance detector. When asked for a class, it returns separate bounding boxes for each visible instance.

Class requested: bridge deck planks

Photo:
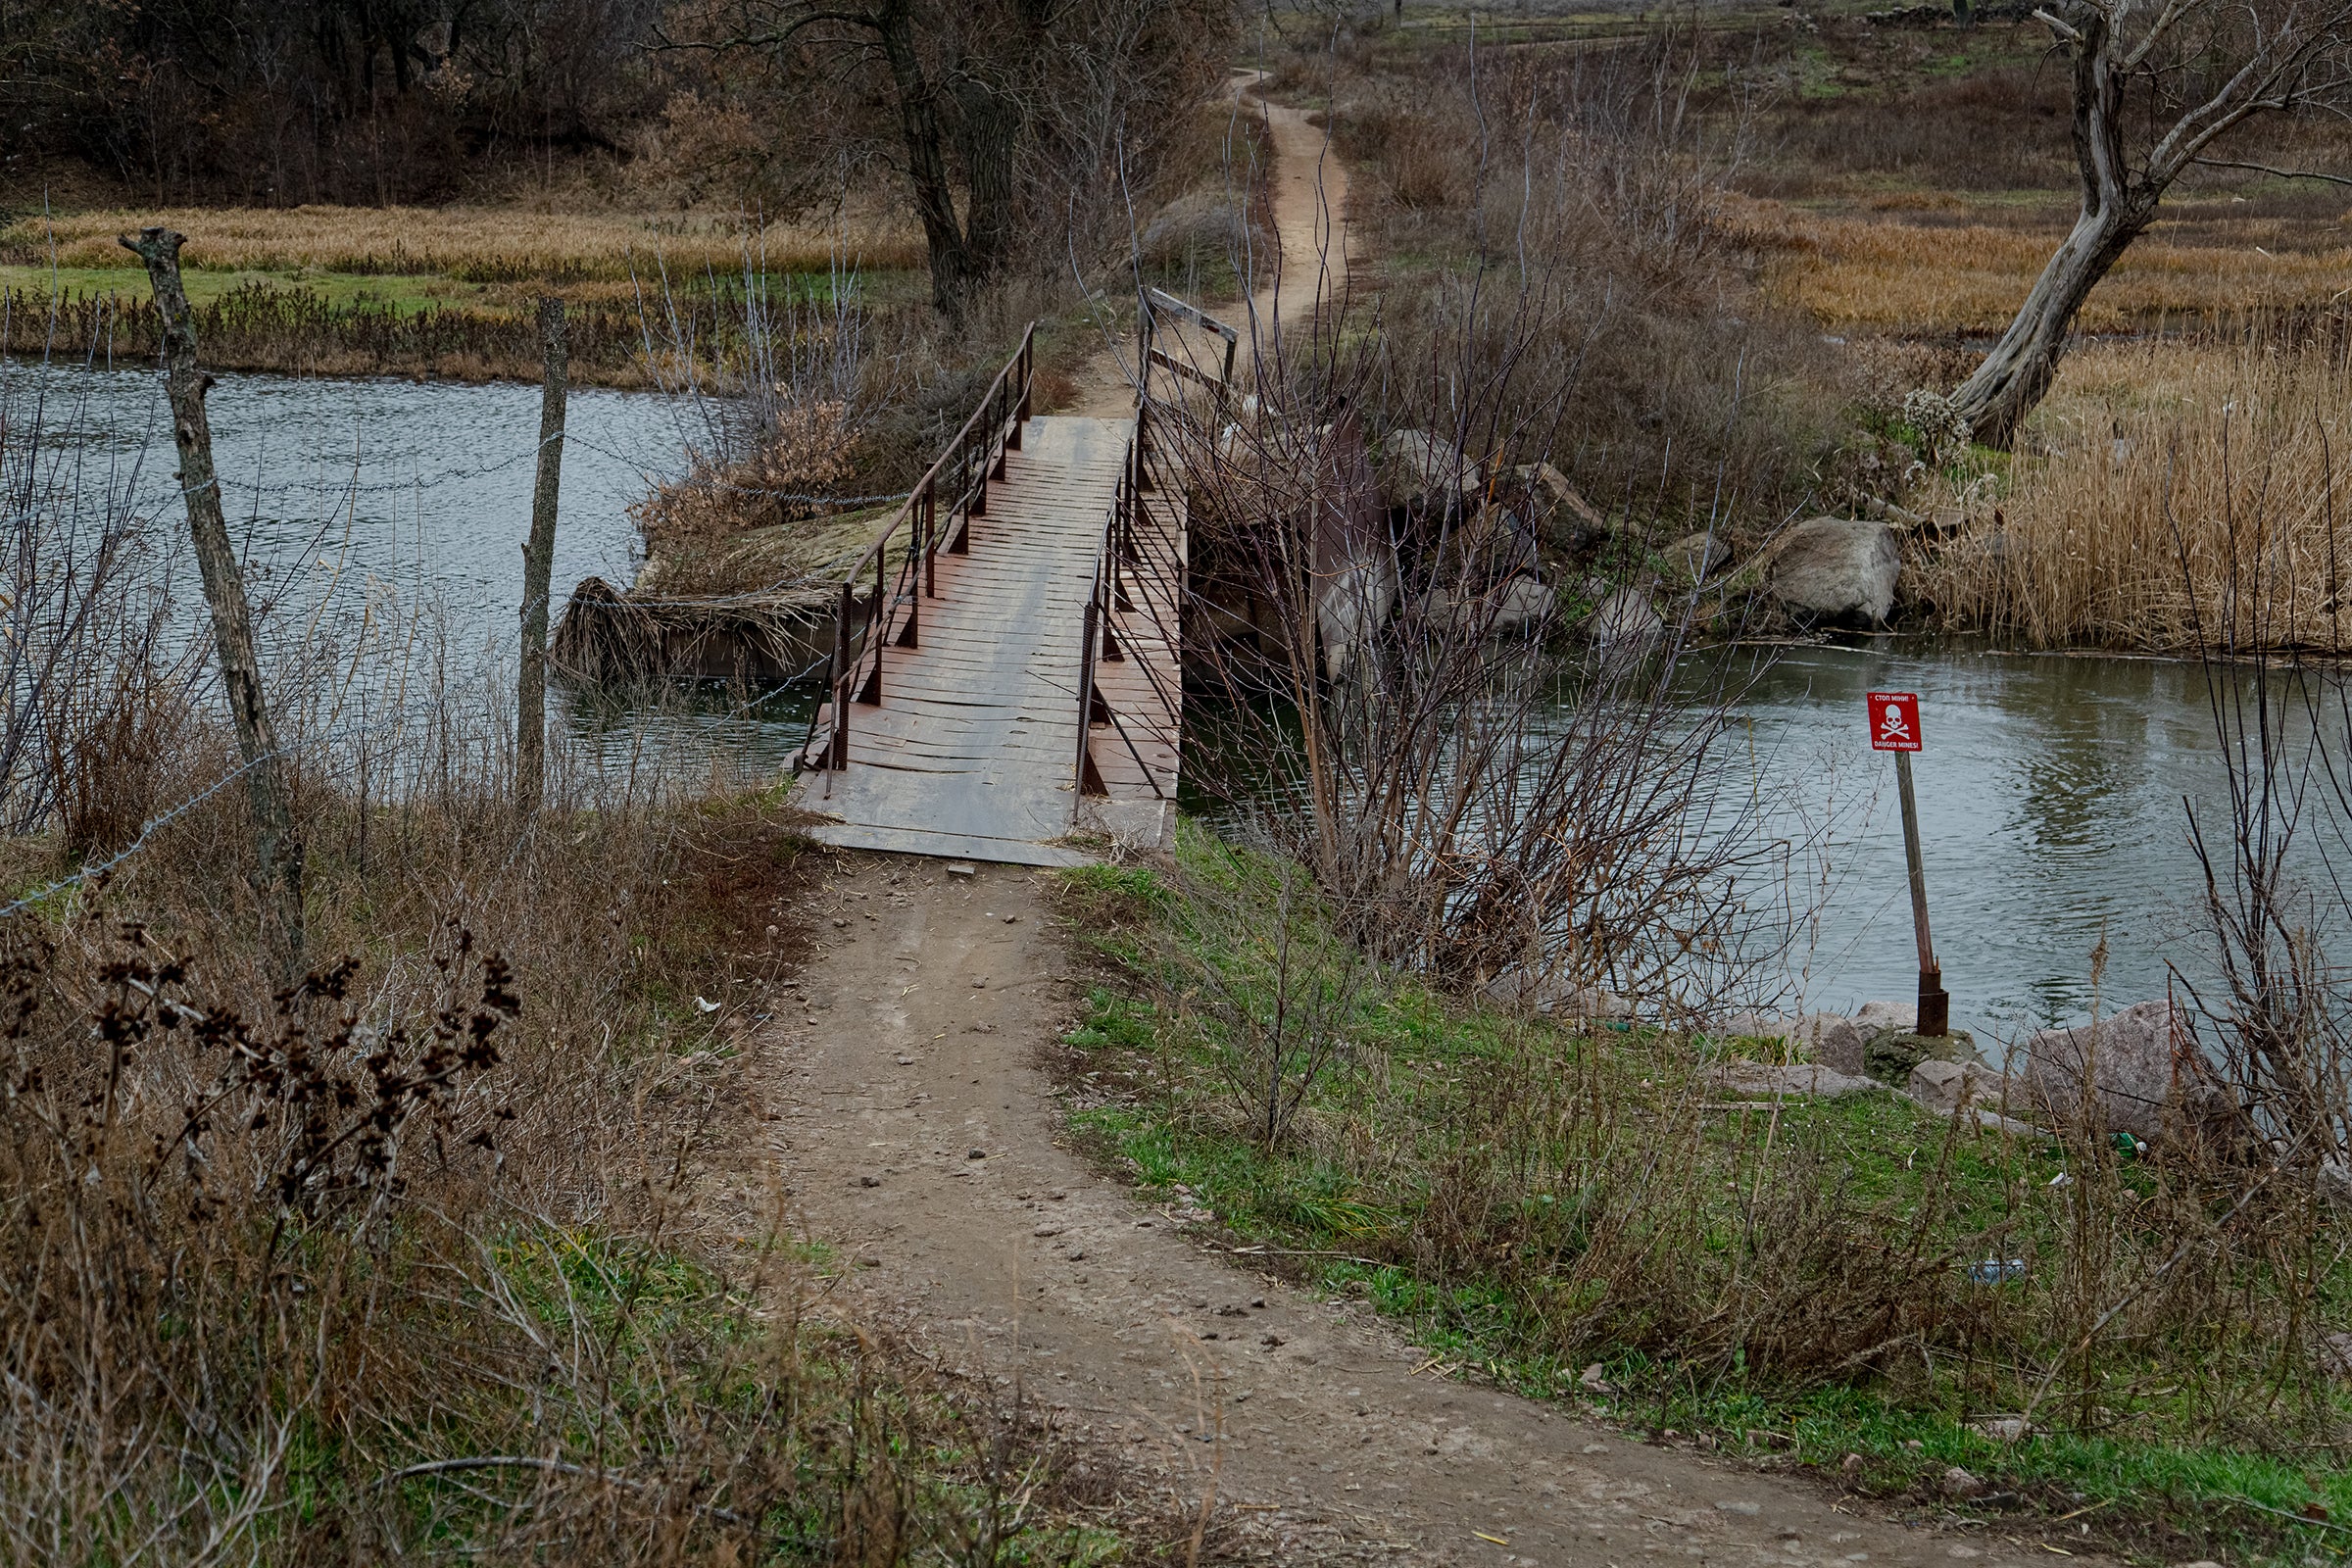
[800,414,1184,861]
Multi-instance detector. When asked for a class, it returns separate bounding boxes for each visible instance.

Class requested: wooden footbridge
[795,297,1230,865]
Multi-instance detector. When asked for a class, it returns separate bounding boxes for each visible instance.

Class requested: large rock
[1480,966,1633,1020]
[1586,587,1662,652]
[1711,1062,1882,1100]
[1422,578,1557,638]
[1907,1059,2035,1133]
[1868,1028,1978,1085]
[1854,1000,1916,1034]
[1519,462,1612,559]
[2022,1000,2186,1138]
[1492,575,1556,635]
[1668,530,1732,582]
[1715,1011,1867,1077]
[1766,516,1901,626]
[1382,429,1484,511]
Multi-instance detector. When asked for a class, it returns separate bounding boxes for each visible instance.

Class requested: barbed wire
[0,745,285,922]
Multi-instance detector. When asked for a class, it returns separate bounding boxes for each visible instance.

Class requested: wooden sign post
[1867,690,1948,1037]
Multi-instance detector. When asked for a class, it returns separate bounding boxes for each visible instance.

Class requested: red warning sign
[1867,690,1922,753]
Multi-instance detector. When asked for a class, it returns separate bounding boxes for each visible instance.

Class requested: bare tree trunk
[118,226,305,971]
[873,0,978,309]
[1947,202,2148,447]
[955,77,1022,276]
[517,296,567,815]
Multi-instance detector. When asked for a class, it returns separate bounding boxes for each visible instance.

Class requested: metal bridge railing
[800,322,1034,772]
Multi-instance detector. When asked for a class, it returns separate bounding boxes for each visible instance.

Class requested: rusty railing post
[991,377,1010,480]
[833,580,855,761]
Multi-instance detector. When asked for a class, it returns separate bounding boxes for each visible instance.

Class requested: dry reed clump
[625,401,903,605]
[1917,330,2352,651]
[0,718,1122,1560]
[636,401,861,547]
[0,206,924,282]
[1742,199,2352,333]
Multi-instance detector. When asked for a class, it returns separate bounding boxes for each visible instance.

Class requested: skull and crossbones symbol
[1878,702,1913,744]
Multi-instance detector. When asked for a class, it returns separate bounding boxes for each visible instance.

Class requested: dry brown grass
[0,699,1132,1559]
[1742,198,2352,333]
[1917,329,2352,650]
[0,204,924,281]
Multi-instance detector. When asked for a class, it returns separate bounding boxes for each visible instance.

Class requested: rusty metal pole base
[1917,968,1950,1038]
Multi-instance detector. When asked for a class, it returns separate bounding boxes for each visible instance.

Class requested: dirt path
[756,858,2083,1566]
[1060,69,1348,416]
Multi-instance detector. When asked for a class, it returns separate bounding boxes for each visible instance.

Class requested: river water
[1727,642,2291,1053]
[7,358,815,777]
[10,364,2295,1051]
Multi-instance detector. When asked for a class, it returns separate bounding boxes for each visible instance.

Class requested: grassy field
[1052,823,2352,1566]
[1743,197,2352,334]
[0,205,924,283]
[0,262,499,317]
[0,205,921,383]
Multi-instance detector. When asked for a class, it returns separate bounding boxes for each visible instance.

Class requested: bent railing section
[1139,286,1238,415]
[800,323,1034,772]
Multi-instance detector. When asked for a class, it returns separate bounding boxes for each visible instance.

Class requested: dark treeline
[1,0,1233,303]
[2,0,662,205]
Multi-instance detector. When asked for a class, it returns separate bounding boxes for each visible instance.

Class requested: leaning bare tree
[1952,0,2352,447]
[517,297,567,816]
[121,227,305,971]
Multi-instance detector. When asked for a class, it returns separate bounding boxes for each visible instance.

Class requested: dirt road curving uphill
[754,856,2089,1566]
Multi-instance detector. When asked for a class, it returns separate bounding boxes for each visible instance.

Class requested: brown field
[0,204,925,282]
[1740,196,2352,333]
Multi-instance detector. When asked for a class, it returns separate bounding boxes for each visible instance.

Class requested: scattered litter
[1967,1258,2028,1285]
[946,861,977,877]
[694,996,720,1013]
[1973,1416,2030,1444]
[2047,1171,2073,1187]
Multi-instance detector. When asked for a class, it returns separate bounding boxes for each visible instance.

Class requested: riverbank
[1051,822,2352,1565]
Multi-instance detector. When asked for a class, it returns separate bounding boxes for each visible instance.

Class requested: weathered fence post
[517,297,568,814]
[120,225,305,973]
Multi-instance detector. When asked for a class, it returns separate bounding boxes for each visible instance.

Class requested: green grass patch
[1053,818,2352,1564]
